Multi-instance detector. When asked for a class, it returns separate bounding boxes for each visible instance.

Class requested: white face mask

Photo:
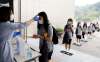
[67,21,72,24]
[39,20,43,24]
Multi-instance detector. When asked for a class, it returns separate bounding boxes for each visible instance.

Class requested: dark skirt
[76,35,81,39]
[63,33,71,44]
[82,32,85,35]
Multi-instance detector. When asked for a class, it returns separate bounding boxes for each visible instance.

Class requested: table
[12,39,41,62]
[14,48,41,62]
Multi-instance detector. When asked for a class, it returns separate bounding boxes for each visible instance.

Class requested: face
[39,16,44,24]
[79,23,81,26]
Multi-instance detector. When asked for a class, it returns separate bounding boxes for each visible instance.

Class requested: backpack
[52,26,59,44]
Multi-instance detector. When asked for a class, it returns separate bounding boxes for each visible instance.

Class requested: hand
[44,32,48,38]
[33,35,44,39]
[33,35,38,38]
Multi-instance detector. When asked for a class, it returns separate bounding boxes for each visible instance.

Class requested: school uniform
[76,26,82,39]
[63,24,73,44]
[38,24,53,62]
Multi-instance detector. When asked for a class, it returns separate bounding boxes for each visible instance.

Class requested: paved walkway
[27,32,100,62]
[71,32,100,58]
[52,44,100,62]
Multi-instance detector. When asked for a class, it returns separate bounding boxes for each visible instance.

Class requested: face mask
[38,20,43,24]
[79,24,81,27]
[67,22,72,24]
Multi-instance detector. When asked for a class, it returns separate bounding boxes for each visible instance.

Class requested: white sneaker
[77,42,81,46]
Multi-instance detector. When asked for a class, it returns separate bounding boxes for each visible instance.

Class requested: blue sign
[13,32,21,37]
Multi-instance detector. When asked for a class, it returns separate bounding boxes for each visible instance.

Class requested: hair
[77,22,81,27]
[77,22,82,30]
[37,11,50,33]
[68,18,73,22]
[67,18,73,24]
[0,7,11,22]
[83,22,87,28]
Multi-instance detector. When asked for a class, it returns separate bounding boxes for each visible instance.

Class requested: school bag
[52,26,59,44]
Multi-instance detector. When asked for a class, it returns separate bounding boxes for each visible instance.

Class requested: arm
[33,34,44,39]
[64,25,66,32]
[47,25,53,42]
[75,28,78,34]
[71,27,74,36]
[25,19,33,26]
[11,19,34,30]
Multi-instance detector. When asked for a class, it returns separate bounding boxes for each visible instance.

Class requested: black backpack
[52,26,59,44]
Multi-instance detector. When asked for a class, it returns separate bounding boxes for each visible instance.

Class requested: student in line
[0,6,33,62]
[88,23,93,38]
[82,22,88,40]
[95,22,100,31]
[92,23,96,33]
[63,18,73,52]
[75,22,82,46]
[33,12,53,62]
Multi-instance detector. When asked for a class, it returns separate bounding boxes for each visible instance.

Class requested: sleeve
[75,28,78,34]
[48,25,53,41]
[71,27,74,36]
[64,25,67,32]
[10,22,27,30]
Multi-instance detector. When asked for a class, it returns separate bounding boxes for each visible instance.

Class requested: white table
[12,38,41,62]
[14,48,41,62]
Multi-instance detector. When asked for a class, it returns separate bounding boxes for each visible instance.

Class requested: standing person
[82,22,88,40]
[88,23,93,38]
[75,22,82,46]
[63,18,73,53]
[95,22,100,31]
[0,6,33,62]
[92,23,96,33]
[33,12,53,62]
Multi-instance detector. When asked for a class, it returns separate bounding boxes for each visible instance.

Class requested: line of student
[62,20,100,54]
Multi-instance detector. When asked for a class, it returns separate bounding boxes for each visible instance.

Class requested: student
[95,22,100,31]
[88,23,93,37]
[33,12,53,62]
[82,22,88,40]
[0,6,33,62]
[92,23,96,33]
[75,22,82,46]
[63,18,73,52]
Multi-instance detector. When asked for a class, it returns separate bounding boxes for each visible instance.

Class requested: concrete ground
[27,31,100,62]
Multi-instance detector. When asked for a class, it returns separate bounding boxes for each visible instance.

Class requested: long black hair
[37,12,50,33]
[77,22,82,30]
[83,22,87,28]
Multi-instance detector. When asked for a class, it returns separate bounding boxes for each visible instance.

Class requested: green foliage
[75,2,100,21]
[56,28,64,32]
